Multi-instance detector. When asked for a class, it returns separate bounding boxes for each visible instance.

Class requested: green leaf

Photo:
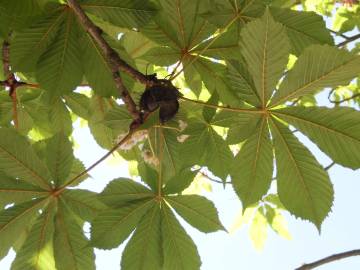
[270,118,334,229]
[45,133,74,187]
[0,199,46,260]
[81,33,118,97]
[163,168,197,195]
[48,98,73,136]
[11,203,56,270]
[240,9,290,107]
[36,10,83,97]
[88,96,117,148]
[166,195,225,233]
[54,203,95,270]
[142,46,180,66]
[104,105,133,134]
[66,158,89,187]
[161,204,201,270]
[0,173,48,206]
[91,199,154,249]
[141,0,215,49]
[191,26,242,60]
[226,60,261,107]
[61,189,106,221]
[121,204,162,270]
[99,178,154,207]
[273,106,360,169]
[212,110,262,144]
[249,209,268,251]
[81,0,157,28]
[270,45,360,107]
[181,119,233,180]
[191,58,240,107]
[10,9,65,72]
[0,128,51,190]
[231,118,273,208]
[148,126,183,184]
[270,7,333,55]
[64,93,90,119]
[0,0,42,16]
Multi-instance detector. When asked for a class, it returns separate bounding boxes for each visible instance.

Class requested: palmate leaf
[0,198,47,259]
[61,189,106,221]
[10,9,65,72]
[64,93,91,120]
[231,118,274,209]
[270,45,360,107]
[148,126,184,184]
[202,0,266,28]
[273,107,360,169]
[270,118,334,229]
[190,57,241,107]
[0,128,51,190]
[161,204,201,270]
[36,9,83,97]
[212,110,262,145]
[165,195,225,233]
[81,0,157,29]
[48,98,73,136]
[54,202,95,270]
[45,132,74,187]
[162,168,197,195]
[0,0,44,37]
[191,25,242,60]
[269,7,333,55]
[91,199,155,249]
[226,60,261,107]
[103,105,133,134]
[142,47,181,66]
[0,173,48,207]
[141,0,215,49]
[240,9,290,107]
[11,203,56,270]
[99,178,154,207]
[181,119,233,180]
[121,204,162,270]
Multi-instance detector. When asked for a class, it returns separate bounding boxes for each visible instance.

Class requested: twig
[329,29,349,39]
[329,93,360,104]
[67,0,146,119]
[337,33,360,47]
[295,249,360,270]
[180,96,265,114]
[200,171,231,184]
[56,130,135,192]
[324,162,335,171]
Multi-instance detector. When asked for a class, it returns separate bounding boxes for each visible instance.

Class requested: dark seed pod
[139,79,180,123]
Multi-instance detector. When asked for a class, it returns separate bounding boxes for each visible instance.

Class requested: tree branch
[67,0,148,119]
[295,249,360,270]
[337,33,360,47]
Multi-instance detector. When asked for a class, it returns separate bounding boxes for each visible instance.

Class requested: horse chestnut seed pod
[139,79,180,123]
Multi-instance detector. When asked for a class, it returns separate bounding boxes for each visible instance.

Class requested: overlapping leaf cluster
[0,0,360,269]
